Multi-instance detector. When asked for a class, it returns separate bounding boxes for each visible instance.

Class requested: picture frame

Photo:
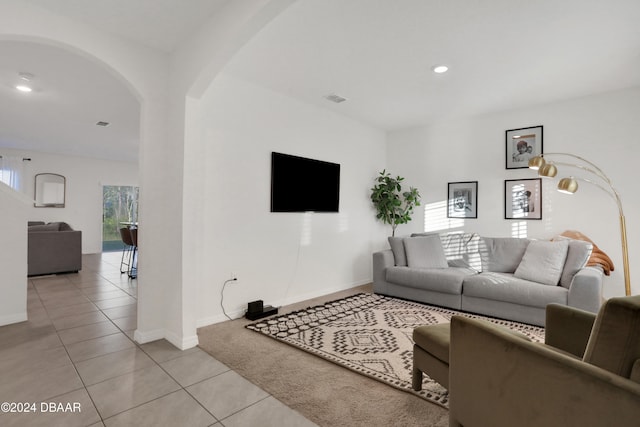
[447,181,478,218]
[505,178,542,220]
[505,125,543,169]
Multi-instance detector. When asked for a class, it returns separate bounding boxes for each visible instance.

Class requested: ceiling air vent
[96,121,110,127]
[324,93,348,104]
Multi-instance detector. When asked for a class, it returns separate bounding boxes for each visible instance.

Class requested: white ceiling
[0,40,140,162]
[225,0,640,131]
[24,0,232,53]
[2,0,640,162]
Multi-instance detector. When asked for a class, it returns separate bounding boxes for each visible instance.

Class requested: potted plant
[370,170,421,236]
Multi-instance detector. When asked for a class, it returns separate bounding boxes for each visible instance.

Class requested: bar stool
[119,227,135,275]
[129,227,138,278]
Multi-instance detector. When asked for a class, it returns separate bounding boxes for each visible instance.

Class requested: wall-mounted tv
[270,152,340,213]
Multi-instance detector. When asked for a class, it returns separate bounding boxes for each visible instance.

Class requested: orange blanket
[558,230,615,276]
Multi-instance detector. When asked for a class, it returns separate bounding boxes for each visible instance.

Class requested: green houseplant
[370,170,421,236]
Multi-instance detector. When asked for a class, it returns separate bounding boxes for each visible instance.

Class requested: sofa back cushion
[514,239,569,286]
[28,223,61,232]
[403,235,448,269]
[57,222,73,231]
[480,237,530,273]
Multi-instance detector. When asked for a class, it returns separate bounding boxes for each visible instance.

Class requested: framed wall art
[505,178,541,220]
[447,181,478,219]
[505,125,543,169]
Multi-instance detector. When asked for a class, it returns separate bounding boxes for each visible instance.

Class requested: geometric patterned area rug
[246,293,545,408]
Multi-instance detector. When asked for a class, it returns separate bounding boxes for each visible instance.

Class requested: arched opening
[0,35,144,332]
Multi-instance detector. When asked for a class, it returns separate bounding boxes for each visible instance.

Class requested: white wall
[387,87,640,298]
[0,148,138,253]
[192,73,387,325]
[0,182,30,326]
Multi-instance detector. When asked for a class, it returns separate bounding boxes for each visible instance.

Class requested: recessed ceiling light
[432,65,449,74]
[16,85,32,92]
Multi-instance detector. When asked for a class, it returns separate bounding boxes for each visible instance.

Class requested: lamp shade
[558,177,579,194]
[539,163,557,178]
[528,156,545,170]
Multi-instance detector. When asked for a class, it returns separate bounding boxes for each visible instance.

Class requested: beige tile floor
[0,252,317,427]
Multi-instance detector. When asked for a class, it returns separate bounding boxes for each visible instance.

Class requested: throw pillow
[388,236,408,266]
[552,236,593,289]
[514,239,570,286]
[403,235,448,269]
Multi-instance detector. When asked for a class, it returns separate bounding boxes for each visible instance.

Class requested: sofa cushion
[553,236,593,289]
[514,240,569,286]
[404,235,448,269]
[388,236,408,266]
[480,237,530,273]
[463,272,568,308]
[413,323,451,362]
[439,232,482,272]
[28,223,61,232]
[386,266,475,294]
[28,221,45,226]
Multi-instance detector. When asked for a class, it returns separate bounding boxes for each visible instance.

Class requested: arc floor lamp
[528,153,631,296]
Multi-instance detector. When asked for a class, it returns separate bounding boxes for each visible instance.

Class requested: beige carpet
[197,285,450,427]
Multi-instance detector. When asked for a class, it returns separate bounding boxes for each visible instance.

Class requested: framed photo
[448,181,478,218]
[505,178,542,220]
[505,125,543,169]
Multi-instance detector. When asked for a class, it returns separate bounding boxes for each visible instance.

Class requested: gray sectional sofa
[373,232,603,326]
[28,221,82,276]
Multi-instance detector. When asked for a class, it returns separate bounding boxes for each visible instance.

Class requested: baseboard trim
[133,328,164,345]
[0,311,27,327]
[165,330,199,350]
[196,281,373,329]
[197,310,246,328]
[133,327,199,350]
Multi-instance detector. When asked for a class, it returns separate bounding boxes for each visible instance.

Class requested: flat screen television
[270,152,340,212]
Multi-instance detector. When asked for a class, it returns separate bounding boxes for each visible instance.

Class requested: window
[0,156,27,192]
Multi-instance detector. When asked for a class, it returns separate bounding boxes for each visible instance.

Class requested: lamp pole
[529,153,631,296]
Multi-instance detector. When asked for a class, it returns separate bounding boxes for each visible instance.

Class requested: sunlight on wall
[511,221,528,238]
[338,212,349,233]
[300,212,313,246]
[542,179,555,234]
[424,200,464,233]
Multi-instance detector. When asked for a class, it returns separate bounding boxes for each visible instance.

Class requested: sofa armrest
[449,316,640,427]
[372,249,395,294]
[28,230,82,276]
[545,303,597,358]
[568,266,603,313]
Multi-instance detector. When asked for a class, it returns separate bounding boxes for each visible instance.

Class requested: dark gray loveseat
[28,221,82,276]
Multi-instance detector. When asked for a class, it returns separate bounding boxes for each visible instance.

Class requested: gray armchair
[448,295,640,427]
